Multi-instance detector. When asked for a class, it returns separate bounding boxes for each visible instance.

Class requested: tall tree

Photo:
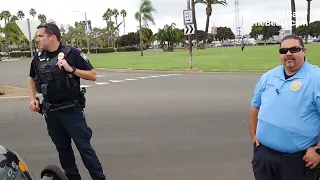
[17,10,25,20]
[305,0,312,43]
[38,14,47,23]
[113,9,119,36]
[308,21,320,38]
[191,0,199,47]
[120,9,127,35]
[195,0,227,49]
[0,10,12,54]
[134,0,156,56]
[29,8,37,19]
[291,0,296,34]
[0,10,12,24]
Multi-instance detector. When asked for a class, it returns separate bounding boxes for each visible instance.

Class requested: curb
[0,95,31,100]
[0,94,42,101]
[0,58,29,62]
[95,68,264,75]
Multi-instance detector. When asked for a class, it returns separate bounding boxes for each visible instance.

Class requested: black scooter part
[40,165,68,180]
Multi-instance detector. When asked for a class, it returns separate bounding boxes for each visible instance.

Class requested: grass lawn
[88,43,320,72]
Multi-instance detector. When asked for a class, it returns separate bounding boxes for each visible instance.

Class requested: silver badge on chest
[58,52,64,60]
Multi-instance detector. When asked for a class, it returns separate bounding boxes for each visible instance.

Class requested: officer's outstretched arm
[28,77,37,100]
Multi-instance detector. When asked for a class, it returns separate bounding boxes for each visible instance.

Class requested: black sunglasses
[279,46,303,54]
[38,23,55,34]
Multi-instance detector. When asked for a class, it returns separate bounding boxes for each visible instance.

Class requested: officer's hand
[57,59,72,72]
[29,99,40,112]
[303,147,320,169]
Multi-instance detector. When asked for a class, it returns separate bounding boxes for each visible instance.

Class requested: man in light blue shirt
[249,34,320,180]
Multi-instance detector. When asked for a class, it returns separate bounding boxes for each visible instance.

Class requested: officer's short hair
[280,34,304,47]
[37,23,61,41]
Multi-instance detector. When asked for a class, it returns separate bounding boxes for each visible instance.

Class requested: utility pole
[187,0,193,69]
[74,11,90,54]
[84,12,90,54]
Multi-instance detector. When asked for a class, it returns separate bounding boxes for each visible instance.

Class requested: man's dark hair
[37,23,61,41]
[280,34,304,47]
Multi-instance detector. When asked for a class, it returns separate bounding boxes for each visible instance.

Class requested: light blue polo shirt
[251,60,320,153]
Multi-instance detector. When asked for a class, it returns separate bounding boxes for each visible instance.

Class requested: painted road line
[94,82,109,85]
[109,80,124,83]
[136,77,151,79]
[80,85,93,88]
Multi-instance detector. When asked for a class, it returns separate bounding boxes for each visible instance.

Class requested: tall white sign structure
[16,19,41,57]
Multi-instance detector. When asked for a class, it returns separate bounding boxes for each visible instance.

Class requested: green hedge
[81,48,115,54]
[10,52,31,58]
[116,46,140,52]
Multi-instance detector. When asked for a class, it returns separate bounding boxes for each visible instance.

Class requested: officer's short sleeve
[251,74,267,109]
[29,57,37,78]
[72,49,94,70]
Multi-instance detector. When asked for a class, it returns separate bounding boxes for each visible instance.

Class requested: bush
[116,46,140,52]
[10,52,31,58]
[81,48,115,54]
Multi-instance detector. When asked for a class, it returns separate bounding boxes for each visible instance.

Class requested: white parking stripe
[94,82,109,85]
[81,74,180,88]
[109,80,124,83]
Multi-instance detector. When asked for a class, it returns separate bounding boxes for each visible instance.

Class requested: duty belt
[42,100,80,112]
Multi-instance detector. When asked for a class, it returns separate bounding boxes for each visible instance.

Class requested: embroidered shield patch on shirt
[80,52,89,62]
[290,80,302,92]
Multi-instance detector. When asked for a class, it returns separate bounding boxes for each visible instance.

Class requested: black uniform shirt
[29,44,94,103]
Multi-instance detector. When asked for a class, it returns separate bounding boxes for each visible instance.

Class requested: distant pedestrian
[249,34,320,180]
[241,37,245,51]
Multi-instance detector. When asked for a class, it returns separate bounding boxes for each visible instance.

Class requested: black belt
[42,100,79,112]
[260,143,307,158]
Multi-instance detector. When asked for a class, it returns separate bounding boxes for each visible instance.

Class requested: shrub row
[10,52,32,58]
[81,48,115,54]
[116,46,140,52]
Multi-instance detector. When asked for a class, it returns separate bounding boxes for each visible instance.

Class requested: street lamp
[74,11,90,54]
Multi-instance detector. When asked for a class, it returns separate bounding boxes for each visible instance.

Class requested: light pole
[74,11,90,54]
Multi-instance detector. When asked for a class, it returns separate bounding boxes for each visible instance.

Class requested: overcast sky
[1,0,319,36]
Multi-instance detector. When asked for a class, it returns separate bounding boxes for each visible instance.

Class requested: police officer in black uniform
[27,23,106,180]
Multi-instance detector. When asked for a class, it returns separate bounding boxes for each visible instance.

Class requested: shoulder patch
[80,52,89,62]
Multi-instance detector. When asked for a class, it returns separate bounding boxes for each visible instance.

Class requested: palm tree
[29,8,37,19]
[0,10,12,54]
[134,0,156,56]
[10,15,18,22]
[38,14,47,23]
[120,9,127,35]
[17,10,25,20]
[195,0,227,49]
[106,8,113,22]
[291,0,296,34]
[191,0,199,47]
[305,0,312,43]
[102,11,111,24]
[112,9,119,36]
[0,10,12,24]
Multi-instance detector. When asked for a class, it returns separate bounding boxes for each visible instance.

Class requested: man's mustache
[285,56,295,60]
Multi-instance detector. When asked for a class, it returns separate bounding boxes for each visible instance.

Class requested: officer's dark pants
[45,106,106,180]
[252,143,319,180]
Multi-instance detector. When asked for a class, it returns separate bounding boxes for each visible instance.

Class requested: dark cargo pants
[44,106,106,180]
[252,143,319,180]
